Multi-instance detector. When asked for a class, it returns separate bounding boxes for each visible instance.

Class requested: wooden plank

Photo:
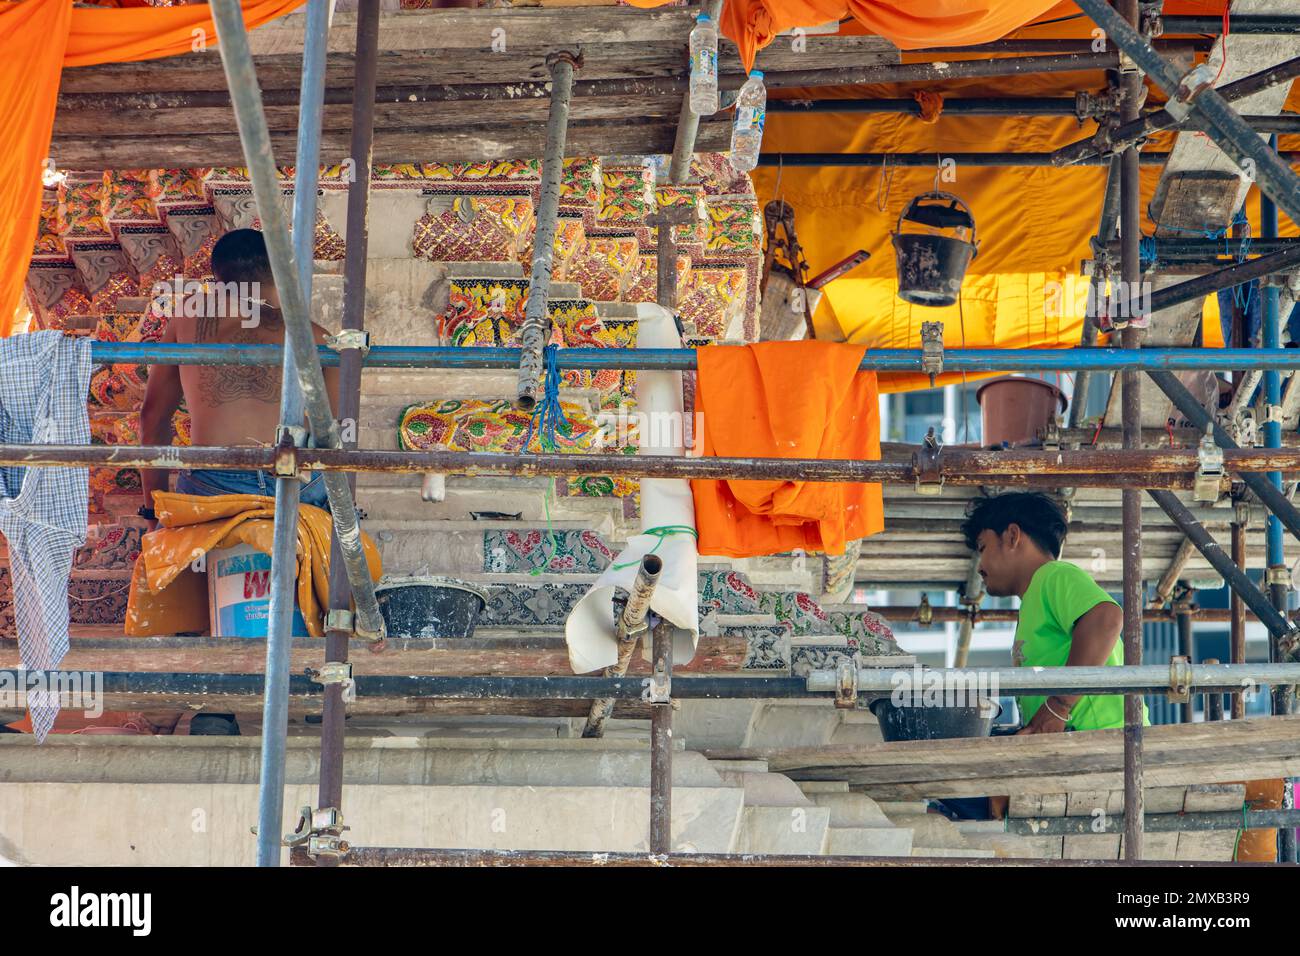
[48,119,734,168]
[0,633,751,677]
[1183,783,1247,812]
[1144,786,1192,814]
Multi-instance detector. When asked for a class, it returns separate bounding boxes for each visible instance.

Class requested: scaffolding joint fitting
[1262,404,1285,425]
[1166,62,1217,122]
[833,659,858,709]
[1265,565,1290,588]
[1074,89,1123,125]
[546,50,584,72]
[307,661,356,703]
[920,321,944,386]
[1234,498,1252,528]
[325,329,371,356]
[282,805,350,859]
[1168,655,1193,704]
[643,658,672,705]
[1193,424,1224,502]
[325,608,354,634]
[913,428,945,497]
[1041,416,1063,452]
[916,594,934,627]
[273,428,301,477]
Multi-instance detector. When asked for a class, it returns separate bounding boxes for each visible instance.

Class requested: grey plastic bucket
[375,575,491,639]
[891,191,979,307]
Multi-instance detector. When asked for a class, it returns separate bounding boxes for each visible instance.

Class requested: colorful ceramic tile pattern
[399,399,598,455]
[482,529,615,575]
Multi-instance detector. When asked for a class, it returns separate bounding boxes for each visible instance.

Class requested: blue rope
[1140,209,1255,310]
[523,344,570,454]
[1138,236,1157,268]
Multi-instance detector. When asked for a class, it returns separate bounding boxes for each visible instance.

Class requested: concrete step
[882,809,977,851]
[825,827,914,857]
[806,792,895,829]
[795,780,849,795]
[733,805,829,855]
[712,771,812,808]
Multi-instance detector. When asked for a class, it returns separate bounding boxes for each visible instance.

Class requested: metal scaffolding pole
[649,620,674,855]
[1075,0,1300,225]
[1148,490,1298,654]
[755,151,1300,167]
[517,52,579,411]
[208,0,383,643]
[316,0,380,868]
[87,342,1300,373]
[1117,0,1143,860]
[1147,369,1300,543]
[1008,808,1300,836]
[1231,509,1248,720]
[1052,55,1300,166]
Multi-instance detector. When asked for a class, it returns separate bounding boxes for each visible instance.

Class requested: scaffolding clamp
[281,806,350,860]
[1165,63,1217,122]
[1168,655,1193,704]
[920,321,944,386]
[1193,424,1224,502]
[914,428,944,496]
[1266,565,1290,588]
[1234,498,1252,528]
[1042,416,1062,451]
[308,662,356,704]
[325,329,371,356]
[325,608,355,634]
[916,594,933,627]
[1262,404,1285,426]
[833,659,858,709]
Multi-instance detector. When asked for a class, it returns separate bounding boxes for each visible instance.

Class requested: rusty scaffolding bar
[1117,0,1143,862]
[316,0,380,868]
[517,52,579,411]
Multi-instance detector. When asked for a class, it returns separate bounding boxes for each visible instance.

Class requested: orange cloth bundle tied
[125,491,382,638]
[0,0,305,337]
[691,341,884,558]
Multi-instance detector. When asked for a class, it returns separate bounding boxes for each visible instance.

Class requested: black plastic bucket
[891,191,978,307]
[868,696,1002,742]
[375,576,490,639]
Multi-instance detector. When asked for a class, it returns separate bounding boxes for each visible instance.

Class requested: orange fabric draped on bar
[0,0,306,338]
[625,0,1070,71]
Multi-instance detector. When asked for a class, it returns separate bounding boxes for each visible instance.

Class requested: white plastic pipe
[566,304,700,673]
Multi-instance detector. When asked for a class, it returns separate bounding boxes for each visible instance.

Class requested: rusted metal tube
[1231,515,1247,720]
[867,605,1292,625]
[1118,2,1144,860]
[649,619,673,855]
[15,443,1300,483]
[582,555,663,739]
[293,846,1234,867]
[517,52,578,412]
[1205,659,1226,722]
[317,0,381,867]
[1175,595,1194,724]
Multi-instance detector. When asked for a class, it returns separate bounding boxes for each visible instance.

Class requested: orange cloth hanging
[0,0,306,337]
[625,0,1069,72]
[691,341,884,558]
[125,491,382,638]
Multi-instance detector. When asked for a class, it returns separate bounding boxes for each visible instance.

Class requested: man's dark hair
[210,228,275,286]
[960,492,1068,559]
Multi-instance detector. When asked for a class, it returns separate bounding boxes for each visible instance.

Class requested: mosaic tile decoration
[483,529,615,575]
[59,175,111,238]
[737,624,793,671]
[149,169,208,205]
[705,196,762,254]
[399,398,599,455]
[826,609,902,657]
[758,589,831,637]
[565,232,640,301]
[561,157,602,208]
[598,165,655,224]
[480,582,583,628]
[75,524,144,572]
[34,196,64,257]
[413,193,535,263]
[104,170,158,224]
[678,264,747,339]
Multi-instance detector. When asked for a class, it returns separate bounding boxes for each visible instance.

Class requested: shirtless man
[138,229,340,523]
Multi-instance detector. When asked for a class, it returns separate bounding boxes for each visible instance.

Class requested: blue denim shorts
[174,469,330,510]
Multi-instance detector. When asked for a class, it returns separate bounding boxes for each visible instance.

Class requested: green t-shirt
[1014,561,1148,731]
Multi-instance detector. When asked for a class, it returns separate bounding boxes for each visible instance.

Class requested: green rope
[611,525,699,570]
[1232,802,1249,861]
[528,476,560,578]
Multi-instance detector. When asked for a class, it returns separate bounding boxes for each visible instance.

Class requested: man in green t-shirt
[960,491,1147,733]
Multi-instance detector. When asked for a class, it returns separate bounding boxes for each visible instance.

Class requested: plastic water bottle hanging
[729,71,766,173]
[688,12,718,116]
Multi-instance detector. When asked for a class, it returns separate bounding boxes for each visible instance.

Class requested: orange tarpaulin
[0,0,305,337]
[125,491,382,638]
[627,0,1069,72]
[691,341,884,557]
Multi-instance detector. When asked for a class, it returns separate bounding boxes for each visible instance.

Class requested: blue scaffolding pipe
[91,342,1300,372]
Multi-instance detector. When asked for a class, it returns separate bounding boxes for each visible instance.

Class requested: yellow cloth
[0,0,306,336]
[125,491,382,638]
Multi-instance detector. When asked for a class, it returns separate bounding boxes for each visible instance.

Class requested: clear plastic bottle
[729,70,766,172]
[688,12,719,116]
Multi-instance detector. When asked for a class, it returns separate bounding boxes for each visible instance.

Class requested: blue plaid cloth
[0,332,92,741]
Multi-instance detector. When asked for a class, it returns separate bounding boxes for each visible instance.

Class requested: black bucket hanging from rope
[891,191,979,307]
